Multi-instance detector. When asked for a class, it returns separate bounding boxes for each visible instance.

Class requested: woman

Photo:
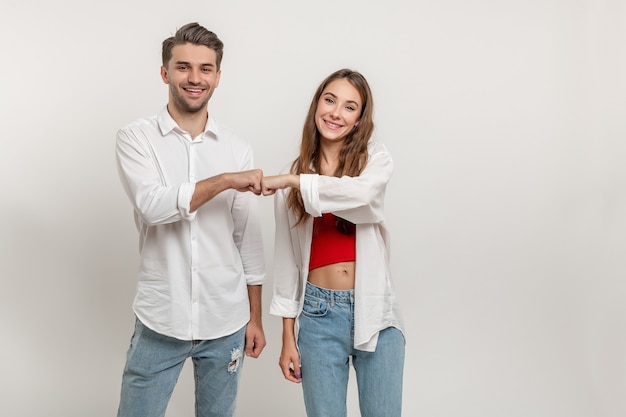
[262,69,405,417]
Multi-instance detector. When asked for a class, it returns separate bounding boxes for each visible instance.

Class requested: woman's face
[315,79,362,143]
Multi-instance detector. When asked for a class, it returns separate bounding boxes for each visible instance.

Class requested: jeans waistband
[305,281,354,303]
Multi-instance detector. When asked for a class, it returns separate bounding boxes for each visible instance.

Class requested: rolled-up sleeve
[299,142,393,224]
[269,187,304,318]
[116,128,196,226]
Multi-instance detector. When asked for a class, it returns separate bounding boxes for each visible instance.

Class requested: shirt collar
[156,106,219,141]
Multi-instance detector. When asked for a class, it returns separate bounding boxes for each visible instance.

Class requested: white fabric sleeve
[299,142,393,224]
[115,128,196,225]
[269,187,303,317]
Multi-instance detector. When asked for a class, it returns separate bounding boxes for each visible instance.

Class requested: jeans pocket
[301,297,329,317]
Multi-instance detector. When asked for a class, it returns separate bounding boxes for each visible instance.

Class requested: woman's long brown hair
[287,69,375,230]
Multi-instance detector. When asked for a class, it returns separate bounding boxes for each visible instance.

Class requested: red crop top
[308,213,356,271]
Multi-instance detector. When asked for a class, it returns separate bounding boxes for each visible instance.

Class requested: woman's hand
[279,337,302,383]
[279,317,302,383]
[261,174,299,196]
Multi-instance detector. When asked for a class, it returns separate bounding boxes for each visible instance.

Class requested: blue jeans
[117,319,245,417]
[298,282,405,417]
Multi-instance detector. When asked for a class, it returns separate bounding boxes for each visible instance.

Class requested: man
[115,22,265,417]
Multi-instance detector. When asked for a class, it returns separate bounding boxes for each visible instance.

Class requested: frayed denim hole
[228,346,243,374]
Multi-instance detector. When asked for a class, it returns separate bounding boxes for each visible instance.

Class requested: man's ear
[160,66,169,84]
[215,69,222,88]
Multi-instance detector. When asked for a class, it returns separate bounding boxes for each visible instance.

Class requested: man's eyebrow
[174,60,215,67]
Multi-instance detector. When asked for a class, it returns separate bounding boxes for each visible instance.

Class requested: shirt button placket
[188,140,199,338]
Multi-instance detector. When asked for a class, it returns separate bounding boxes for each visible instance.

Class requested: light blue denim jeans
[298,282,405,417]
[116,318,246,417]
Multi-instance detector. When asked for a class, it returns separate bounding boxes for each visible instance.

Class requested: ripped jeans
[117,318,245,417]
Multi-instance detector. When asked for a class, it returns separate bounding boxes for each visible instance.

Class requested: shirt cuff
[299,174,321,217]
[244,273,265,286]
[269,297,300,318]
[177,182,197,221]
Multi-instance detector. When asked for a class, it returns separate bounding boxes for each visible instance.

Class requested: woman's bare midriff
[307,261,356,290]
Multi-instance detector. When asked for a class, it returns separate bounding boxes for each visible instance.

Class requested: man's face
[160,43,221,114]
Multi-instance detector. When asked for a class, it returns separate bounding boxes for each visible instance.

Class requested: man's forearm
[191,170,263,212]
[190,174,231,212]
[247,284,263,323]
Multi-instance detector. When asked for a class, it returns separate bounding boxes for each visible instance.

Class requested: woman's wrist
[289,174,300,189]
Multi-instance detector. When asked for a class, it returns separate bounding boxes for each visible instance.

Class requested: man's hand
[227,169,263,195]
[244,320,266,358]
[245,284,265,358]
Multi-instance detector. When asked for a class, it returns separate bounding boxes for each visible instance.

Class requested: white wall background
[1,1,624,416]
